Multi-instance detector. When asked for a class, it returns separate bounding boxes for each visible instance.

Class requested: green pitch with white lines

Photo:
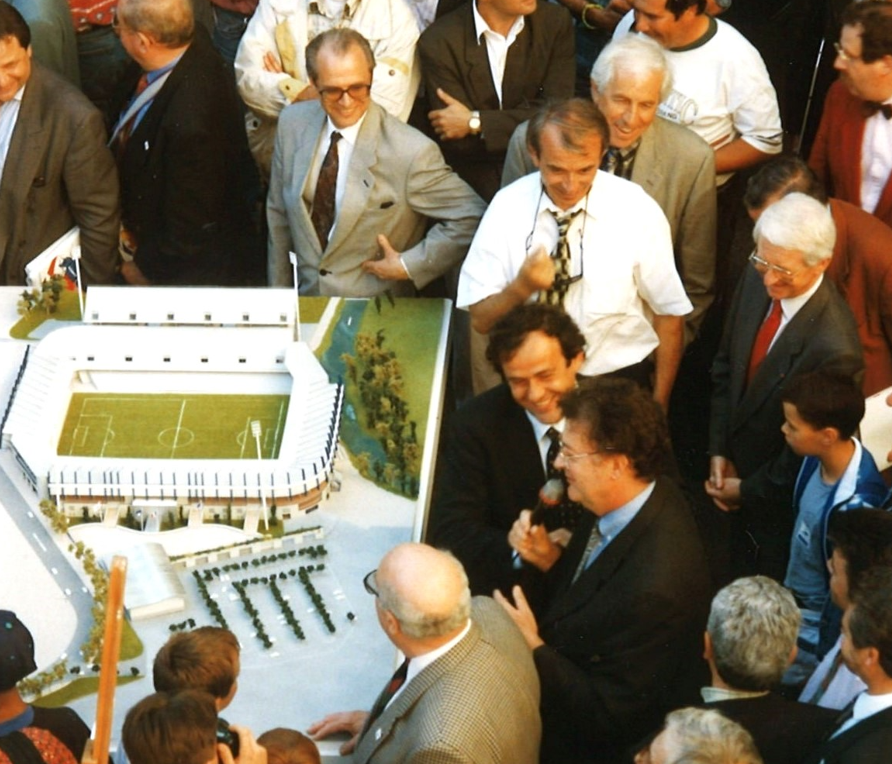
[56,394,290,459]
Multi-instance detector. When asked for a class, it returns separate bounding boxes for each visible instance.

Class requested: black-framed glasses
[318,83,371,103]
[363,569,379,597]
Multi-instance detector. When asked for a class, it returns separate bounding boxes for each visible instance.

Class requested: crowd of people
[3,0,892,762]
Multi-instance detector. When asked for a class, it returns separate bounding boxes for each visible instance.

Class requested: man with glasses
[307,543,541,763]
[267,28,484,295]
[457,97,691,410]
[234,0,420,179]
[706,192,863,582]
[496,377,711,764]
[810,1,892,230]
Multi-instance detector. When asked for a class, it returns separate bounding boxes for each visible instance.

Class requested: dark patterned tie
[311,131,342,250]
[544,427,584,532]
[366,658,409,726]
[539,209,582,305]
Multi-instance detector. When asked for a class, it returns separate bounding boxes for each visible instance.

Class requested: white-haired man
[635,708,763,764]
[503,33,716,345]
[706,193,864,581]
[308,543,541,763]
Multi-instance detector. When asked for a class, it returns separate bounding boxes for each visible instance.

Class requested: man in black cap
[0,610,89,763]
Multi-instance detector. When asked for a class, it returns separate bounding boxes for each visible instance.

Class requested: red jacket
[810,79,892,229]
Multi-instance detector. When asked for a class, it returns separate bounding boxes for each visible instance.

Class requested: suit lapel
[734,280,830,426]
[296,108,328,258]
[500,22,530,108]
[461,10,500,112]
[814,704,892,763]
[541,484,662,627]
[629,126,663,200]
[322,104,379,259]
[728,271,770,412]
[353,624,481,764]
[0,71,47,262]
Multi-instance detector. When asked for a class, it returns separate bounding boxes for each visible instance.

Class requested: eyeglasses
[556,442,613,462]
[834,42,861,63]
[318,84,372,103]
[363,569,379,597]
[748,251,804,281]
[525,187,589,293]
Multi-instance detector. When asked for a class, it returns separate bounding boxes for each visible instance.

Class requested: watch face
[469,115,481,131]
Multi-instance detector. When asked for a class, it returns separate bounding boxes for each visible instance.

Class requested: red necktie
[116,73,149,155]
[366,658,409,726]
[747,299,782,384]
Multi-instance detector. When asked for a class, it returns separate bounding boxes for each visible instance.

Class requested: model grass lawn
[57,394,290,460]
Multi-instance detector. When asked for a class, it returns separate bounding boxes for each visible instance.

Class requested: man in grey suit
[308,543,541,763]
[502,34,716,344]
[0,1,118,286]
[267,28,485,297]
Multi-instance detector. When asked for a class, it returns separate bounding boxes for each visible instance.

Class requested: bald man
[308,543,541,764]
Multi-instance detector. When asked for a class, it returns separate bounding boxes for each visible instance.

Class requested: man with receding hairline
[308,543,540,763]
[111,0,260,285]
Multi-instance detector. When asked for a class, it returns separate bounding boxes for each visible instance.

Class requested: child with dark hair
[780,371,887,685]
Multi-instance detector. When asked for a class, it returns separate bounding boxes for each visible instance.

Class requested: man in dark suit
[418,0,575,201]
[308,543,541,764]
[0,2,118,286]
[112,0,260,286]
[744,156,892,398]
[706,192,864,581]
[809,1,892,230]
[497,377,712,764]
[267,28,484,296]
[805,566,892,764]
[699,576,837,764]
[428,303,586,596]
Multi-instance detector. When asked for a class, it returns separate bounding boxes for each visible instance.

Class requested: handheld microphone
[528,478,565,527]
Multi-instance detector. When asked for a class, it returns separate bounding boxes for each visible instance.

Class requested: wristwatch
[468,111,482,135]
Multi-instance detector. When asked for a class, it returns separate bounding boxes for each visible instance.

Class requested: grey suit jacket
[267,101,485,295]
[0,62,119,286]
[502,117,716,340]
[353,597,541,764]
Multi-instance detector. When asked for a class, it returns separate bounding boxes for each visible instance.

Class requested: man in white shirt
[614,0,782,185]
[307,543,541,763]
[807,566,892,764]
[810,0,892,231]
[458,97,691,410]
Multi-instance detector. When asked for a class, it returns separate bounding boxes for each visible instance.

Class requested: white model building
[2,288,343,524]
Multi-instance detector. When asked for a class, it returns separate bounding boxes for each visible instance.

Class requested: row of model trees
[343,330,421,497]
[268,578,305,641]
[191,570,230,629]
[231,580,273,649]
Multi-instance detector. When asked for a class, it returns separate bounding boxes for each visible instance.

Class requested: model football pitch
[56,394,290,459]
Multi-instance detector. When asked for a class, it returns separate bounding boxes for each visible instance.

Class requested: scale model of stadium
[2,288,344,519]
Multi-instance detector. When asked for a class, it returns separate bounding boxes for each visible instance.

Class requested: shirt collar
[11,84,25,103]
[472,0,525,43]
[700,686,770,703]
[146,52,184,84]
[526,413,564,443]
[599,481,655,543]
[852,688,892,722]
[325,111,366,146]
[404,618,472,686]
[309,0,359,19]
[779,273,823,320]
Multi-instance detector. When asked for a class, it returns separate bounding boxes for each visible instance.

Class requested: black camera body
[216,718,240,758]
